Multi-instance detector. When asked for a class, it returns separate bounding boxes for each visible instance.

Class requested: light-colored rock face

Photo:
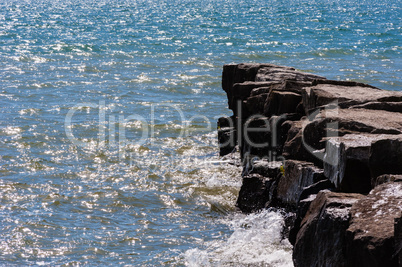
[346,182,402,267]
[323,134,402,193]
[348,182,402,239]
[256,67,325,82]
[315,108,402,134]
[302,82,402,112]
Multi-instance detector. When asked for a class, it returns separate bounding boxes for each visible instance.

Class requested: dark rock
[249,160,283,178]
[286,108,402,168]
[395,216,402,267]
[218,127,237,156]
[217,116,235,129]
[349,101,402,113]
[270,114,304,156]
[241,116,271,158]
[312,79,378,88]
[323,134,399,194]
[298,179,335,202]
[222,63,269,94]
[263,90,302,116]
[275,160,325,208]
[293,191,364,267]
[271,79,317,94]
[303,108,402,147]
[369,136,402,179]
[289,179,335,245]
[240,115,300,159]
[289,193,318,246]
[236,174,273,213]
[250,86,271,96]
[346,182,402,267]
[244,93,269,115]
[282,120,325,167]
[222,63,279,114]
[373,174,402,188]
[232,81,277,102]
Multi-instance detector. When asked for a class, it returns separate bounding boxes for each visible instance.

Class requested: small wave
[184,209,293,266]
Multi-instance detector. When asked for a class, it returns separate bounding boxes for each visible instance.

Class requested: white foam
[184,209,293,266]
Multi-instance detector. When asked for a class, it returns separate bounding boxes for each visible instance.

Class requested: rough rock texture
[255,66,325,83]
[222,63,325,116]
[263,90,302,116]
[302,79,402,113]
[395,216,402,266]
[217,127,236,156]
[289,179,335,245]
[373,174,402,188]
[324,134,402,194]
[369,136,402,179]
[217,63,402,266]
[236,174,273,213]
[350,101,402,113]
[293,191,364,267]
[249,160,283,178]
[276,160,325,208]
[346,182,402,267]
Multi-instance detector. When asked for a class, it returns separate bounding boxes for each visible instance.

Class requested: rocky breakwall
[217,63,402,266]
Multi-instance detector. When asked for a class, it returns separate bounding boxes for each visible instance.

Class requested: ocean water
[0,0,400,265]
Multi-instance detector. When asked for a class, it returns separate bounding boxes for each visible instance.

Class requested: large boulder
[244,93,270,115]
[231,81,278,114]
[263,90,302,116]
[369,136,402,179]
[323,134,402,194]
[217,116,237,156]
[275,160,325,208]
[236,174,273,213]
[293,191,364,267]
[284,108,402,167]
[346,181,402,267]
[222,63,271,94]
[303,108,402,148]
[222,63,326,115]
[249,159,283,178]
[218,127,237,156]
[302,79,402,114]
[395,216,402,267]
[289,179,335,245]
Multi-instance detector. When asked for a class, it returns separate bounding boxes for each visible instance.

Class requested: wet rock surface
[217,63,402,266]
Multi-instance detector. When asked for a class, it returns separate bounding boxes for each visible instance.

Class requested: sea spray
[184,209,293,266]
